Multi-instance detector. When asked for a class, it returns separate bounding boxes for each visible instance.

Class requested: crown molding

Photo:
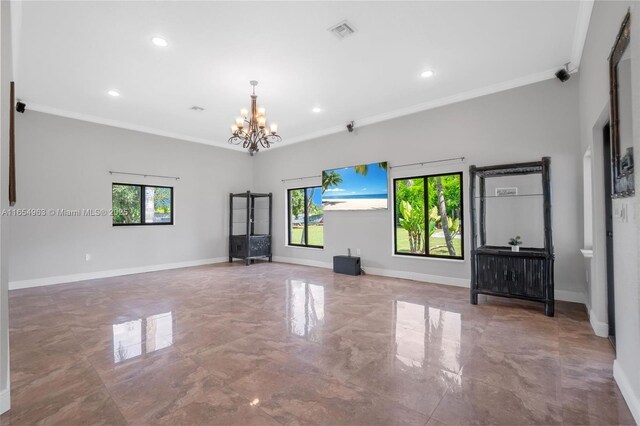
[25,103,245,152]
[276,67,560,149]
[570,0,594,69]
[29,67,559,153]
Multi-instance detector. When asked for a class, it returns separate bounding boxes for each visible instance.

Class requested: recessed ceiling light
[107,90,120,97]
[312,107,322,113]
[420,70,434,78]
[151,36,168,47]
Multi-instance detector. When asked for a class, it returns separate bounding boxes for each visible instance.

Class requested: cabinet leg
[269,256,272,263]
[228,257,232,263]
[470,291,478,305]
[545,301,554,317]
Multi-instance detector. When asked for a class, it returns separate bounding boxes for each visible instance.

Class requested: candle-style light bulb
[258,117,266,128]
[257,107,266,116]
[240,108,248,118]
[231,125,238,134]
[270,123,278,134]
[235,117,244,128]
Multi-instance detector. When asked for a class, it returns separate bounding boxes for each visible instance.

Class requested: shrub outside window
[288,186,323,248]
[394,172,463,259]
[112,183,173,226]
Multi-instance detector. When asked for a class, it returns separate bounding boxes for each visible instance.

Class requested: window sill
[286,245,324,251]
[580,249,593,259]
[391,253,465,263]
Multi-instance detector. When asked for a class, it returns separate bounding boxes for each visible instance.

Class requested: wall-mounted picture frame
[608,10,634,198]
[321,162,388,211]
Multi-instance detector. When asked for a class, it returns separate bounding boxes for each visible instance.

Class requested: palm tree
[435,176,456,256]
[353,162,387,177]
[322,171,343,193]
[354,164,369,176]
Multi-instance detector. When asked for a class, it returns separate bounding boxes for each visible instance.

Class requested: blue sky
[323,163,388,196]
[309,188,322,206]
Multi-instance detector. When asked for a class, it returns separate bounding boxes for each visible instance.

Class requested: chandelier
[229,80,281,155]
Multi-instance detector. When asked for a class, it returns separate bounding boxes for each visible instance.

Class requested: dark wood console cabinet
[229,191,272,265]
[469,158,555,316]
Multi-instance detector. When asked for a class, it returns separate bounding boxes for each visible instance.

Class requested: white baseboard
[364,266,470,288]
[588,308,609,337]
[272,256,332,270]
[554,290,586,304]
[273,256,469,287]
[0,387,9,415]
[9,257,228,290]
[613,360,640,425]
[274,256,583,300]
[10,255,589,307]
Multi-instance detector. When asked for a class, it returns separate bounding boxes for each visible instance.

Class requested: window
[393,172,463,259]
[112,183,173,226]
[288,186,323,248]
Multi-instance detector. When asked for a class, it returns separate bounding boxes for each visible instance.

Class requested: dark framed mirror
[608,10,633,198]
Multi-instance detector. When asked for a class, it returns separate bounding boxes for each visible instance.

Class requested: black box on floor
[333,255,361,276]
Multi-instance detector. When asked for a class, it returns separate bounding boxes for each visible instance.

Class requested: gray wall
[578,1,640,422]
[253,77,585,299]
[9,111,253,284]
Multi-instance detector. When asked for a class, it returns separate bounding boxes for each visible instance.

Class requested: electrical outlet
[85,253,91,261]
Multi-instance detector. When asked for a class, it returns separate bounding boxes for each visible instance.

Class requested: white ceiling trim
[278,66,560,148]
[25,103,242,151]
[570,0,594,69]
[28,66,561,153]
[13,1,585,155]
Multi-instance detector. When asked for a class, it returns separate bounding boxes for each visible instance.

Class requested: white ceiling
[12,1,592,151]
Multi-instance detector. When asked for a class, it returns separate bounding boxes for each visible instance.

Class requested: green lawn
[291,225,324,247]
[289,226,460,255]
[395,227,462,257]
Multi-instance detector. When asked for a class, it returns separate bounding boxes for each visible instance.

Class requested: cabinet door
[476,255,510,294]
[231,236,248,257]
[507,257,546,299]
[249,235,271,257]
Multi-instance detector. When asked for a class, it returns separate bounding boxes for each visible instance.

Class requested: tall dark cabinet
[229,191,272,265]
[469,158,555,316]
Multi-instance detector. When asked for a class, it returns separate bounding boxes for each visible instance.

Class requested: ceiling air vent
[328,20,357,40]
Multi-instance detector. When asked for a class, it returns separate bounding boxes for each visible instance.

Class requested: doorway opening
[602,122,616,349]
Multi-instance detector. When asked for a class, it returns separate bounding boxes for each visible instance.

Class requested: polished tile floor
[0,262,634,425]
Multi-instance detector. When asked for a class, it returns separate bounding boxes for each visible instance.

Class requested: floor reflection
[394,301,462,371]
[287,280,324,340]
[146,312,174,353]
[113,312,174,363]
[395,301,425,367]
[113,319,142,363]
